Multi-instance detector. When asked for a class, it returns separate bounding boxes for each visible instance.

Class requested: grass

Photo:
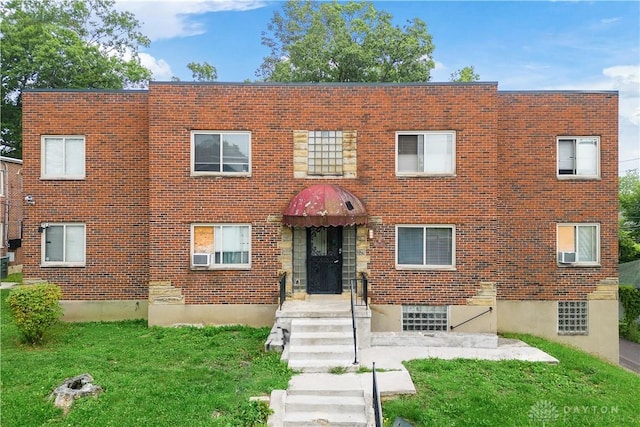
[382,334,640,426]
[0,289,293,426]
[3,282,640,426]
[2,271,23,283]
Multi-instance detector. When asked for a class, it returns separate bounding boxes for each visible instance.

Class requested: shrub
[619,285,640,343]
[6,283,63,345]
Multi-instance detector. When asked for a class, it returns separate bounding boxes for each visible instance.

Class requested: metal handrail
[361,272,368,308]
[372,362,383,427]
[279,272,287,310]
[450,306,493,330]
[350,279,358,364]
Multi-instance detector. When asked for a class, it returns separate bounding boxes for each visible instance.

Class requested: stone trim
[467,282,496,306]
[587,277,618,300]
[148,281,184,305]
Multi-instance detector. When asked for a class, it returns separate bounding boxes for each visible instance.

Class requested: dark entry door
[307,227,343,294]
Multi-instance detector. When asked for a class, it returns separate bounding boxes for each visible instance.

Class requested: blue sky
[114,1,640,172]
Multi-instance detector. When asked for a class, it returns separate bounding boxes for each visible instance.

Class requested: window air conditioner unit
[192,253,211,266]
[558,252,576,264]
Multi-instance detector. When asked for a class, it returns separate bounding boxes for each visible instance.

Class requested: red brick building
[21,82,619,361]
[1,156,23,276]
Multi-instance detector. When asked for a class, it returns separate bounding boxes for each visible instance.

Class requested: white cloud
[115,0,268,41]
[139,52,174,80]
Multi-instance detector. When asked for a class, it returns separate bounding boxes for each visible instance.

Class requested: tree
[187,62,217,82]
[450,66,480,82]
[620,169,640,262]
[257,0,435,83]
[0,0,152,158]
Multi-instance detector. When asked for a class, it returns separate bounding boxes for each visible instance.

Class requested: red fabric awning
[282,184,368,227]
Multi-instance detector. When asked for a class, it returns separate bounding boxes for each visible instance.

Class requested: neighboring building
[21,83,619,362]
[1,156,23,276]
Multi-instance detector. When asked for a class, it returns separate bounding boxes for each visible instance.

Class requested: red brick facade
[1,156,23,270]
[21,83,617,306]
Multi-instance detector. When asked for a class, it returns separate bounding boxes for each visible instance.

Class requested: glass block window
[558,301,588,335]
[308,130,343,175]
[292,227,307,292]
[402,305,448,331]
[341,225,356,292]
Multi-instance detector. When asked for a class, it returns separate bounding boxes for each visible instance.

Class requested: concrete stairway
[271,388,369,427]
[285,317,357,373]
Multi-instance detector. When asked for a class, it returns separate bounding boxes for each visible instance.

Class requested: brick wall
[21,90,149,299]
[1,158,23,266]
[496,91,618,300]
[147,83,499,305]
[20,84,618,306]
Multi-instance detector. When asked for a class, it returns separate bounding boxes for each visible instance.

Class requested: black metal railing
[279,272,287,310]
[372,362,383,427]
[350,279,358,365]
[450,306,493,331]
[350,272,369,307]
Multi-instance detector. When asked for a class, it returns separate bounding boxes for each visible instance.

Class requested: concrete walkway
[620,338,640,374]
[268,337,558,425]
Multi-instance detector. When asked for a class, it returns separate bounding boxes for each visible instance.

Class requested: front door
[307,227,343,294]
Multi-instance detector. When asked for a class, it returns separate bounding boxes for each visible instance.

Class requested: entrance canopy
[282,184,368,227]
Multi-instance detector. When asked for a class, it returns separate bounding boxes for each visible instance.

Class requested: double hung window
[396,131,455,175]
[41,223,86,266]
[192,224,251,268]
[41,136,85,179]
[396,225,455,269]
[192,131,251,175]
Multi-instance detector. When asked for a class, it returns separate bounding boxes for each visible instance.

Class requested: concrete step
[282,389,368,427]
[288,344,355,361]
[291,317,353,333]
[288,359,358,372]
[290,331,354,346]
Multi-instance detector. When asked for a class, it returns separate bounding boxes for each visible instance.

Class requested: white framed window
[396,225,455,269]
[556,223,599,265]
[191,224,251,269]
[191,131,251,176]
[396,131,455,175]
[0,223,3,248]
[41,136,85,179]
[558,301,588,335]
[0,169,4,196]
[41,223,86,266]
[557,137,599,178]
[402,305,448,331]
[308,130,343,176]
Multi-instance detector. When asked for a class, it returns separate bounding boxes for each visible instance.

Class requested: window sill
[40,263,86,268]
[396,173,457,178]
[396,265,456,271]
[190,173,252,178]
[557,331,589,336]
[40,176,86,180]
[556,175,601,181]
[190,266,251,271]
[557,263,601,268]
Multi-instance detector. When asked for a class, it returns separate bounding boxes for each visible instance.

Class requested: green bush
[619,285,640,343]
[6,283,63,345]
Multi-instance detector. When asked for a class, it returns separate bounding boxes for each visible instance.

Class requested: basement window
[402,305,448,331]
[557,301,588,335]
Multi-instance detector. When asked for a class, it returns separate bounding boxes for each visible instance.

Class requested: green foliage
[450,66,480,82]
[620,285,640,322]
[6,283,63,344]
[238,399,273,426]
[187,61,218,82]
[258,0,435,83]
[0,0,152,157]
[619,169,640,262]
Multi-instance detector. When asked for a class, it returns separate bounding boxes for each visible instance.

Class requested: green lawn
[3,286,639,427]
[384,335,640,426]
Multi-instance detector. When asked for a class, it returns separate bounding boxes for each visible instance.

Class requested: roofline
[0,156,23,164]
[23,88,147,94]
[150,80,499,87]
[499,90,618,95]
